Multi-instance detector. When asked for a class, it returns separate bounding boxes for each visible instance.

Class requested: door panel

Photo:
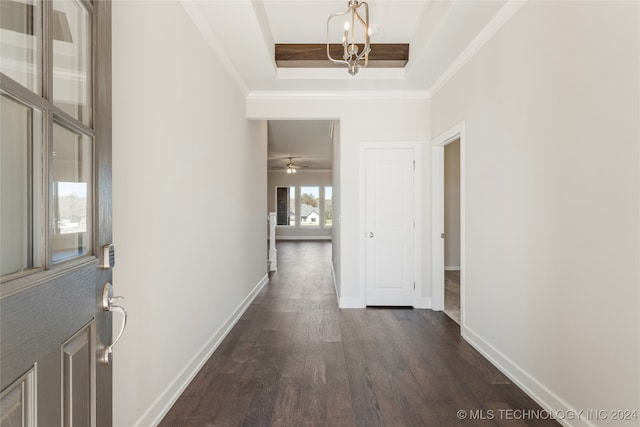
[1,263,95,384]
[62,322,94,427]
[365,148,415,306]
[0,1,113,426]
[374,243,405,288]
[0,367,35,427]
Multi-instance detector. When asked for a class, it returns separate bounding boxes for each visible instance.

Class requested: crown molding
[179,1,250,96]
[247,90,431,101]
[428,0,528,97]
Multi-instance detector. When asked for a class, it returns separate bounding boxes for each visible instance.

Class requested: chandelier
[327,0,371,76]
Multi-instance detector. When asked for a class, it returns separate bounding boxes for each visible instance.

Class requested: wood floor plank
[342,338,385,427]
[160,241,560,427]
[271,377,303,427]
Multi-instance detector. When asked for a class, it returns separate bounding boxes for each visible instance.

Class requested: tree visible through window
[300,186,319,227]
[324,186,333,226]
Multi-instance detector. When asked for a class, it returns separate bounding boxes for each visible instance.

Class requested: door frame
[359,141,422,307]
[431,122,465,326]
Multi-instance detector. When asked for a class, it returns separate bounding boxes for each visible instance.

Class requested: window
[324,186,333,227]
[277,185,332,229]
[300,186,319,227]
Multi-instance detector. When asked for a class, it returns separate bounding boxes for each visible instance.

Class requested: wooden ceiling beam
[275,43,409,68]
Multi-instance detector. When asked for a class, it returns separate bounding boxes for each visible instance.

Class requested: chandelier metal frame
[326,0,371,76]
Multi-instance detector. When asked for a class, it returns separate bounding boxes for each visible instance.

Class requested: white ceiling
[267,120,333,170]
[183,0,508,93]
[263,1,430,44]
[181,0,509,169]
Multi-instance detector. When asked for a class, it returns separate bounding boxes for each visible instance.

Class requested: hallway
[159,242,558,426]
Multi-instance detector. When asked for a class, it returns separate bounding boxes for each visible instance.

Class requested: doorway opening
[267,120,335,242]
[432,122,465,329]
[443,139,460,324]
[264,119,342,299]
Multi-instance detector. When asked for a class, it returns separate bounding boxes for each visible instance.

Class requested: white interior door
[365,148,415,306]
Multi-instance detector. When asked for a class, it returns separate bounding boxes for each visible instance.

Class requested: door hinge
[413,160,415,171]
[413,282,416,289]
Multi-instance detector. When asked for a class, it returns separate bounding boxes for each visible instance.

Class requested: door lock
[101,244,115,269]
[369,232,374,238]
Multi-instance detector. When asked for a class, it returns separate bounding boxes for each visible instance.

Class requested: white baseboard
[338,297,365,308]
[414,297,432,309]
[445,266,461,271]
[330,264,366,309]
[136,273,269,427]
[462,325,591,427]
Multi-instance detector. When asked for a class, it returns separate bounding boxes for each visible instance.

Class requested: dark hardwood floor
[159,242,558,427]
[444,270,461,325]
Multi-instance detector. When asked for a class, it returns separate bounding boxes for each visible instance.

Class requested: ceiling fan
[271,157,310,174]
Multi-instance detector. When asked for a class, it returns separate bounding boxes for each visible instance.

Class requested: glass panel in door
[0,0,42,93]
[52,0,91,124]
[0,92,43,277]
[51,122,92,263]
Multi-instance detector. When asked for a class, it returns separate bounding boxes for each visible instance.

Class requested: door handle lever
[101,282,128,365]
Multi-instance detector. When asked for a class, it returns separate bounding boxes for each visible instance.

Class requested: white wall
[444,139,460,269]
[431,1,639,424]
[267,170,332,240]
[248,96,430,307]
[112,2,267,425]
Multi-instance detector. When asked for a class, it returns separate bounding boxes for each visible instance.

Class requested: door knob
[369,232,374,238]
[101,282,127,365]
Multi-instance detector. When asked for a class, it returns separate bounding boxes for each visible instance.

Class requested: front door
[1,1,113,426]
[365,147,415,306]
